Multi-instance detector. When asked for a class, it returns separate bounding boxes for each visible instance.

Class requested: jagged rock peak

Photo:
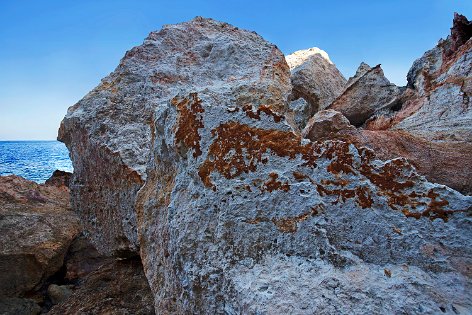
[449,12,472,55]
[329,63,400,126]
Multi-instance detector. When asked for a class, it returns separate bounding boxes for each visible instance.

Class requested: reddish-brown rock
[0,175,80,297]
[48,259,155,315]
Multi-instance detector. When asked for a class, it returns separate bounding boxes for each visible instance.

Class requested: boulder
[58,16,472,314]
[47,284,73,305]
[63,234,109,282]
[48,259,155,315]
[328,63,401,126]
[44,170,72,188]
[0,175,80,297]
[58,17,290,256]
[136,87,472,313]
[302,109,356,140]
[286,47,346,118]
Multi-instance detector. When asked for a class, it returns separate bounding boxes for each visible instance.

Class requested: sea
[0,141,73,183]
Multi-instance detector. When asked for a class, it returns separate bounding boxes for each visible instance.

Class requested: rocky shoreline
[1,13,471,315]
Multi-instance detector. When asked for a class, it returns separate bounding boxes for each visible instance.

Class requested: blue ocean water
[0,141,73,183]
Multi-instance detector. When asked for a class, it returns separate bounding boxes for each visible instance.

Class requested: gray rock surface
[286,47,346,117]
[392,32,472,143]
[47,284,73,305]
[329,63,401,126]
[58,16,472,315]
[137,90,472,313]
[58,16,290,256]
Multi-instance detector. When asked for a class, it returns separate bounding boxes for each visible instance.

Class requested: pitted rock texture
[58,17,290,256]
[136,90,472,314]
[329,63,401,126]
[286,48,346,119]
[0,175,80,297]
[58,16,472,315]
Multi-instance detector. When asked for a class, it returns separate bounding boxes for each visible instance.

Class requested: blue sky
[0,0,471,140]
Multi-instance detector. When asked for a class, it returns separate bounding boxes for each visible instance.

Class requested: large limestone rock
[136,88,472,313]
[329,63,401,126]
[0,175,80,298]
[387,14,472,143]
[286,47,346,124]
[58,17,290,256]
[59,16,472,314]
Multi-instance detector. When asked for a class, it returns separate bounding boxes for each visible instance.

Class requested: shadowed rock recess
[59,16,472,314]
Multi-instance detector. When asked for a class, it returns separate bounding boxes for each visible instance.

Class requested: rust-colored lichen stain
[244,206,322,233]
[261,173,290,192]
[198,121,317,188]
[197,112,456,221]
[242,104,284,122]
[173,93,205,158]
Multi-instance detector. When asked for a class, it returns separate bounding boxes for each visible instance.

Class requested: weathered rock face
[369,13,472,143]
[286,48,346,121]
[363,13,472,195]
[0,175,80,298]
[48,259,154,315]
[329,63,401,126]
[302,109,356,140]
[137,89,472,313]
[305,110,472,195]
[58,16,472,314]
[58,17,290,256]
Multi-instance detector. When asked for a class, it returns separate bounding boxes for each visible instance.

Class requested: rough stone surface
[44,170,72,188]
[0,297,40,315]
[363,14,472,194]
[58,17,290,256]
[63,234,108,282]
[287,98,312,131]
[369,13,472,143]
[302,109,356,140]
[329,63,401,126]
[286,47,346,116]
[48,259,155,315]
[304,110,472,195]
[0,175,80,297]
[58,16,472,314]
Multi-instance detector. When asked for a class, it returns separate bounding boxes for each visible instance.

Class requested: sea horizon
[0,140,73,183]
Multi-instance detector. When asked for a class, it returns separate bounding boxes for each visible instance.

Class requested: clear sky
[1,0,471,140]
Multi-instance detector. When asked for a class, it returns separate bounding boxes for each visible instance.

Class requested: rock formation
[48,259,154,315]
[0,173,155,314]
[58,17,290,256]
[328,63,401,126]
[0,175,80,298]
[361,13,472,195]
[286,47,346,128]
[56,16,472,314]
